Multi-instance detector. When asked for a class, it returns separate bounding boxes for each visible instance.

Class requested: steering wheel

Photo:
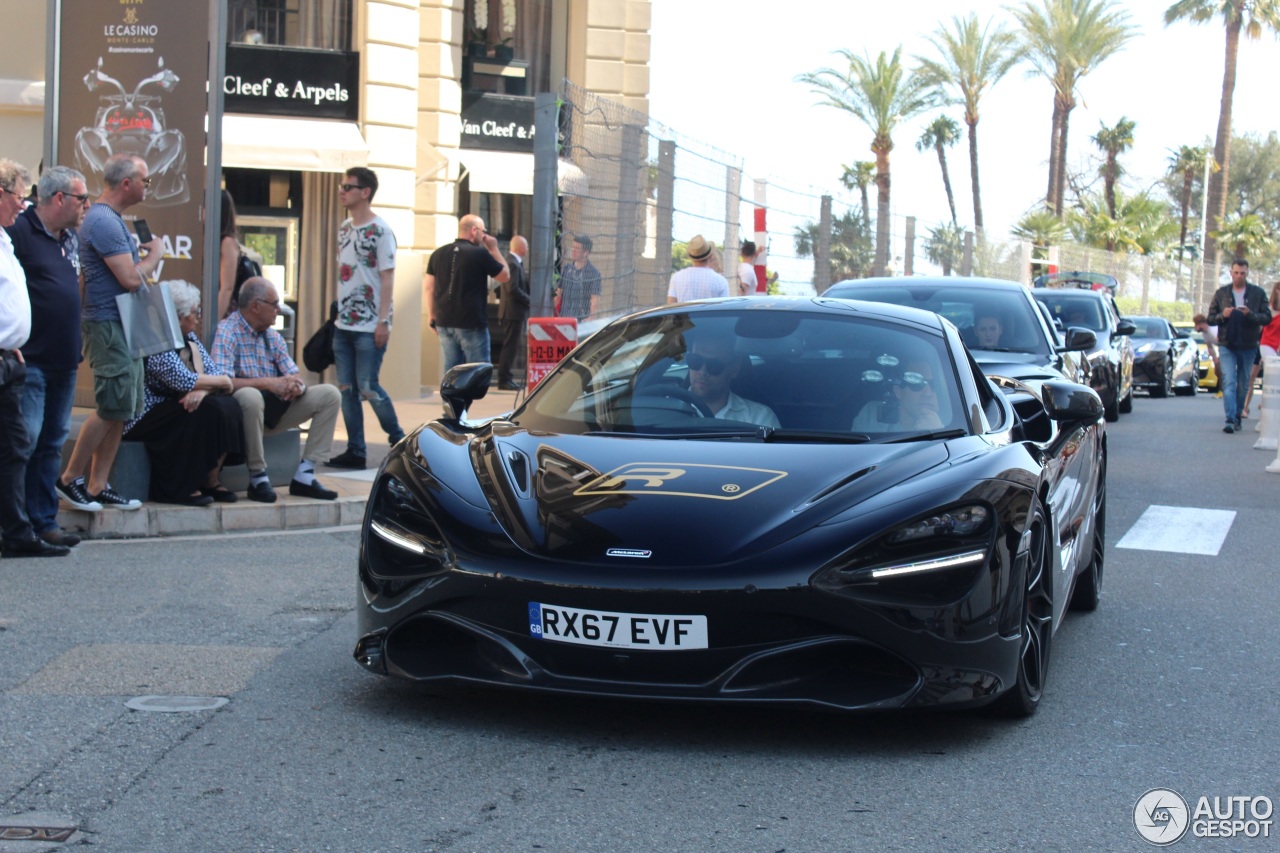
[633,384,715,417]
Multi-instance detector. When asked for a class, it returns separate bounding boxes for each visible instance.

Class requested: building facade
[0,0,652,396]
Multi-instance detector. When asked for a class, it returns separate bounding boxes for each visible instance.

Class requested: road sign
[527,317,577,389]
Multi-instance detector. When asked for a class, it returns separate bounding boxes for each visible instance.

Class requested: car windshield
[1130,318,1169,338]
[512,309,968,440]
[826,283,1049,355]
[1033,293,1107,333]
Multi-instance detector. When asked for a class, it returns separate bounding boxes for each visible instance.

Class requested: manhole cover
[125,695,229,713]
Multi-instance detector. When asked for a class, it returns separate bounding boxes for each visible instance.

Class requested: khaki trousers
[233,384,341,473]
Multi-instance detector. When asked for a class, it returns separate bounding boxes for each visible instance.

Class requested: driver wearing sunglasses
[686,336,780,428]
[853,358,945,432]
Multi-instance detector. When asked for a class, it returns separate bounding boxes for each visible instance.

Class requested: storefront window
[229,0,352,51]
[464,0,553,93]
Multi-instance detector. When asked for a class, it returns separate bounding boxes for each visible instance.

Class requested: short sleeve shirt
[558,261,601,319]
[428,239,504,329]
[211,311,299,379]
[336,214,396,332]
[738,261,758,294]
[6,206,81,369]
[80,202,139,323]
[668,266,729,303]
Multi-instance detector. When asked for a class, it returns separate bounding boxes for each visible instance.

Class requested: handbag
[302,300,337,373]
[227,246,262,314]
[116,282,184,358]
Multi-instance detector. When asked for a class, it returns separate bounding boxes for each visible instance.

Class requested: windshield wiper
[882,428,967,443]
[758,428,872,443]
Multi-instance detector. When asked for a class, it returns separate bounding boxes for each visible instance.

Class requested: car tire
[1151,358,1172,397]
[1118,388,1133,414]
[1104,388,1120,422]
[1070,465,1105,612]
[992,498,1053,717]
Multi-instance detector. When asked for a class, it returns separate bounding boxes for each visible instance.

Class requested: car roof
[828,275,1032,294]
[637,295,951,334]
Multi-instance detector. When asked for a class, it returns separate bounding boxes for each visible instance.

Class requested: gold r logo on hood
[575,462,787,500]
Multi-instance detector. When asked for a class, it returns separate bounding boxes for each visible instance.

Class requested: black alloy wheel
[1070,464,1106,612]
[1152,356,1172,397]
[993,499,1054,717]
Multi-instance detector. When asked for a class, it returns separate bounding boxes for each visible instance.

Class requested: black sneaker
[55,478,104,512]
[326,450,367,469]
[1224,422,1236,434]
[92,484,142,510]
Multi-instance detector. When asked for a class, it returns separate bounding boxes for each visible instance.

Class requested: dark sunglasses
[340,183,366,192]
[60,191,90,204]
[900,372,936,393]
[687,353,728,376]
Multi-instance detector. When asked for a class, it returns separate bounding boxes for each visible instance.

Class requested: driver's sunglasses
[686,353,727,376]
[900,373,936,393]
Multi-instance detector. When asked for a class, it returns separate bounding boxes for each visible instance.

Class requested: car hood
[441,423,952,566]
[972,351,1067,383]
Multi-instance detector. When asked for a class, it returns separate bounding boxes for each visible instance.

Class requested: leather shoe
[39,529,81,548]
[498,382,524,391]
[2,537,71,558]
[247,480,278,503]
[289,478,337,500]
[326,450,366,469]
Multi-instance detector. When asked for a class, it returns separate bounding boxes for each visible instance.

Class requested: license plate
[528,603,708,650]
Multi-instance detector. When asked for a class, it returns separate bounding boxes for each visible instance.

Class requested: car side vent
[506,450,531,495]
[803,467,874,507]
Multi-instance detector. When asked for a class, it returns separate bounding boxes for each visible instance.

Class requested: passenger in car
[974,314,1004,349]
[686,336,780,428]
[852,360,945,432]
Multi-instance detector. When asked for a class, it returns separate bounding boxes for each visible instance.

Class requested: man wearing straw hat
[668,234,729,304]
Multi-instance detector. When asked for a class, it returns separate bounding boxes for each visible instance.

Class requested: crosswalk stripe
[1116,505,1236,555]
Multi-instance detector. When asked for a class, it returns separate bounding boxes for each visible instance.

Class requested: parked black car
[1030,286,1135,421]
[1127,315,1199,397]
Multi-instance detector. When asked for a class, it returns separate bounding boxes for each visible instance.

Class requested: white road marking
[1116,505,1236,555]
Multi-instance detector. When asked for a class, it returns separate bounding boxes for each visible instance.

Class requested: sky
[647,0,1278,262]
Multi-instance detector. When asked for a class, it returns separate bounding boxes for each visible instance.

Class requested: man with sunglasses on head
[6,165,90,546]
[326,167,404,470]
[57,153,163,513]
[686,335,779,428]
[213,277,341,503]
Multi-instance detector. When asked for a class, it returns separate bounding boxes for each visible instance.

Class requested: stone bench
[61,429,301,502]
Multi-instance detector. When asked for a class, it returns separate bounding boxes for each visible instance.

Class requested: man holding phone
[56,153,163,511]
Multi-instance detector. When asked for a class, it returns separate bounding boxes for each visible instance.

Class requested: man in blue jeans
[424,214,509,414]
[6,165,90,545]
[1207,258,1272,434]
[326,167,404,470]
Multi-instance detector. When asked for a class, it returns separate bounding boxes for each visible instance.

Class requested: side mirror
[1174,328,1191,340]
[1060,327,1097,352]
[440,362,493,420]
[1115,319,1137,337]
[1041,379,1104,423]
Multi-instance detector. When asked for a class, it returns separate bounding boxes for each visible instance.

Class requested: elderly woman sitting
[123,280,244,505]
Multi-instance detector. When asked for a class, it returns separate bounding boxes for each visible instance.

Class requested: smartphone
[134,219,153,244]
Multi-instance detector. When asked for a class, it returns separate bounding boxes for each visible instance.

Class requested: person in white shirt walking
[668,235,729,304]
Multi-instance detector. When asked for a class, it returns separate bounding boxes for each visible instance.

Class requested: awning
[221,115,368,172]
[458,150,590,197]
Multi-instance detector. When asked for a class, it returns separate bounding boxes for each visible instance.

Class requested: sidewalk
[56,385,529,540]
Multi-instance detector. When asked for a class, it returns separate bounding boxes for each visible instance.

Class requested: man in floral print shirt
[327,167,404,470]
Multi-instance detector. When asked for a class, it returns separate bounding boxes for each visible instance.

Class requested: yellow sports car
[1173,322,1218,390]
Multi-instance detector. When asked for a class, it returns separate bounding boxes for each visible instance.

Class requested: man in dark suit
[497,235,530,390]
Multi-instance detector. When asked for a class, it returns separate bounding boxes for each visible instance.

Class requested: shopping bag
[302,300,337,373]
[116,282,184,358]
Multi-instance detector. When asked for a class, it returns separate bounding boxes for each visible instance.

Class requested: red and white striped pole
[753,180,768,293]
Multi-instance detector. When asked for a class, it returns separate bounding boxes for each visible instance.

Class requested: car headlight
[813,502,995,603]
[1134,343,1154,356]
[365,475,451,581]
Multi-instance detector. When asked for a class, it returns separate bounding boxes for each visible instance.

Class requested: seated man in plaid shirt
[212,277,342,503]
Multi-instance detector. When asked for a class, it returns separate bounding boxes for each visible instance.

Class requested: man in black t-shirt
[425,214,509,386]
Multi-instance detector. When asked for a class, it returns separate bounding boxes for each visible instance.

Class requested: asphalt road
[1,389,1277,852]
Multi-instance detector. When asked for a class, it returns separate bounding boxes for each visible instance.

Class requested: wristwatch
[379,318,391,327]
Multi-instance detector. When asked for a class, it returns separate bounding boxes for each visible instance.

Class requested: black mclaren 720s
[355,297,1107,717]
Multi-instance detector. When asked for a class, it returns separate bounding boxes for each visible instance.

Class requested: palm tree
[1069,192,1179,255]
[1012,0,1136,216]
[1211,211,1275,259]
[1164,1,1280,273]
[799,48,936,275]
[917,116,963,225]
[1166,144,1218,299]
[916,13,1022,233]
[1092,117,1136,218]
[840,161,876,233]
[924,223,966,275]
[1013,207,1069,278]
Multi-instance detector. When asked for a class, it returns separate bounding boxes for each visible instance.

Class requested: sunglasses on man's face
[900,372,936,393]
[687,353,728,376]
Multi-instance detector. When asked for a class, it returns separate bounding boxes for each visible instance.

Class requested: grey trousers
[233,384,341,473]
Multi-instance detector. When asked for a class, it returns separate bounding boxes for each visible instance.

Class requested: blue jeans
[21,364,76,535]
[1220,345,1257,424]
[332,328,403,457]
[437,325,491,378]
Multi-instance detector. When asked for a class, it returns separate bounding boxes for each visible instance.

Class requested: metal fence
[547,82,1277,324]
